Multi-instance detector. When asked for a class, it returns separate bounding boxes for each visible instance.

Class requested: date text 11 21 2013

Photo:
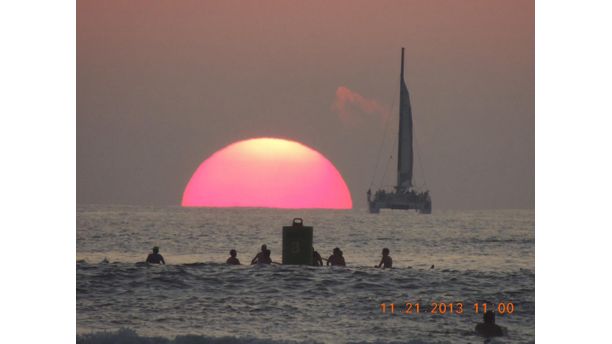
[379,302,515,315]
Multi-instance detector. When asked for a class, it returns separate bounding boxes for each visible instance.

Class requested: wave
[76,260,534,274]
[77,328,324,344]
[76,260,534,305]
[76,328,449,344]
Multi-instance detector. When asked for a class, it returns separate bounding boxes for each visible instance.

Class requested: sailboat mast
[396,47,414,190]
[401,48,404,78]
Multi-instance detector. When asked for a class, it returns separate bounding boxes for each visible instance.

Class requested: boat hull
[367,190,432,214]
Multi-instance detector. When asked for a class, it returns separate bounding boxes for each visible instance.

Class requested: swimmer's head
[230,249,237,257]
[333,247,340,254]
[152,246,159,254]
[261,244,267,251]
[382,248,390,256]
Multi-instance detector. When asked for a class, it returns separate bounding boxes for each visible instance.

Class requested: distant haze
[77,0,534,210]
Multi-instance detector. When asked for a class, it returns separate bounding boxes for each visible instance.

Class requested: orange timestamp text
[380,302,515,315]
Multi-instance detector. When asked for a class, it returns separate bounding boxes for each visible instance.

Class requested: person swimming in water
[251,244,268,265]
[262,249,272,264]
[475,310,505,337]
[226,249,240,265]
[312,247,323,266]
[376,248,393,268]
[146,246,165,264]
[326,247,346,266]
[253,249,272,265]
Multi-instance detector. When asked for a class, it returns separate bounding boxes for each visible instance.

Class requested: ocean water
[76,205,534,343]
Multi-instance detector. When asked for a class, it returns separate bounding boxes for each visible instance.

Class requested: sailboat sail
[396,48,413,189]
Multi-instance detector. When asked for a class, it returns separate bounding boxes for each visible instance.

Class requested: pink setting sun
[182,138,352,209]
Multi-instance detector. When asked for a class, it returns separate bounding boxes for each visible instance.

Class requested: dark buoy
[282,218,313,265]
[475,310,506,337]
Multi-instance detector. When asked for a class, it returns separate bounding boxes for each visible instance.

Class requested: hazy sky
[77,0,534,210]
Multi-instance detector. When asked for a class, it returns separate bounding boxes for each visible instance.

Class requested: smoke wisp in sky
[332,86,390,125]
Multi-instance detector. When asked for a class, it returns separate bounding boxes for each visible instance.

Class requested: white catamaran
[367,48,432,214]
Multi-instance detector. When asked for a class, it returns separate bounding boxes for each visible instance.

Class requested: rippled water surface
[77,206,534,343]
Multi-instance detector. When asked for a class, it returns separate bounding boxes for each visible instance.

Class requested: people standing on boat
[250,244,268,265]
[327,247,346,266]
[146,246,165,264]
[376,248,393,268]
[226,249,241,265]
[312,247,323,266]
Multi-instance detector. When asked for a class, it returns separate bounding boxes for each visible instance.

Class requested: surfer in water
[312,247,323,266]
[146,246,165,264]
[376,248,393,268]
[327,247,346,266]
[226,249,240,265]
[251,244,268,264]
[475,310,506,337]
